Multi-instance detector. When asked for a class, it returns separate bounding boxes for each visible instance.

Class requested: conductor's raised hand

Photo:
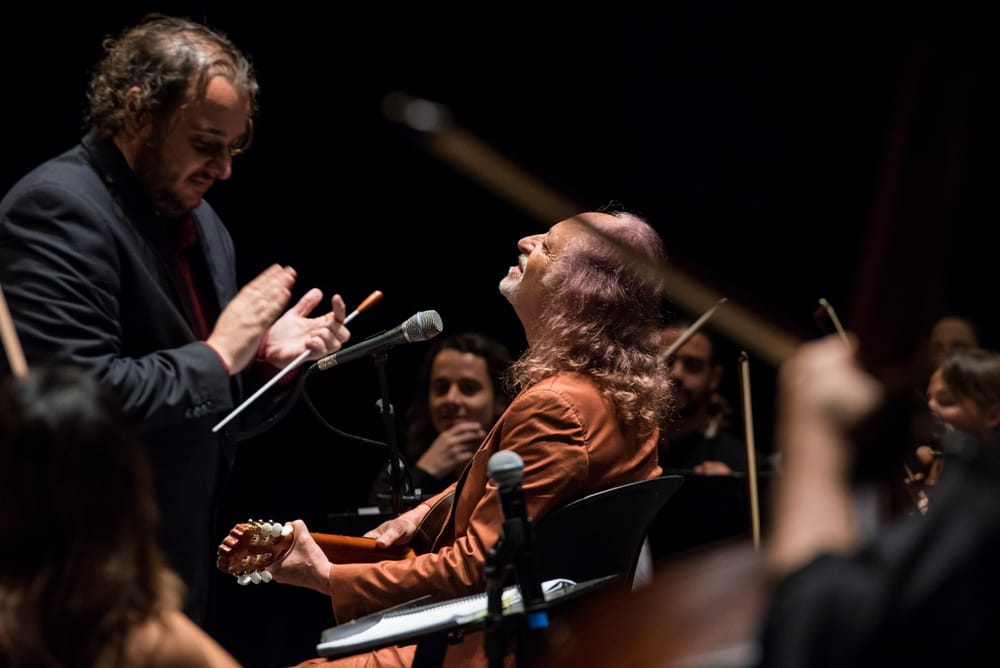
[262,291,351,368]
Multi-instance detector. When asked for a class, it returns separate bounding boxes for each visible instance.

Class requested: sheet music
[316,578,577,658]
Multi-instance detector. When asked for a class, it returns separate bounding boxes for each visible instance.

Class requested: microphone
[487,450,548,629]
[313,310,443,371]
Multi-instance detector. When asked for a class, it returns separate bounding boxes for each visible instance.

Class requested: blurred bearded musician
[649,319,774,558]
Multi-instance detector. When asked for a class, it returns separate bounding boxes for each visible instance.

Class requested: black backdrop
[4,3,1000,664]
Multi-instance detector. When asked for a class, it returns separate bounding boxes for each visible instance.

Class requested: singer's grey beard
[499,275,519,306]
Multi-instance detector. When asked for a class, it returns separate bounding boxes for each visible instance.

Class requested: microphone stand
[371,350,410,515]
[484,533,516,668]
[484,511,549,667]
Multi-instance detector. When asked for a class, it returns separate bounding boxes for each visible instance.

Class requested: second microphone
[313,310,444,371]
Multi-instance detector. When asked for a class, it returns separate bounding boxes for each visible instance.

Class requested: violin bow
[738,351,762,550]
[385,92,801,367]
[0,282,28,378]
[817,297,850,347]
[662,297,728,362]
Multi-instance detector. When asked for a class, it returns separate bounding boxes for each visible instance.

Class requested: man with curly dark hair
[0,14,351,628]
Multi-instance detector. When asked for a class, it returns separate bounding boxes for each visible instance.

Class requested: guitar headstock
[217,519,293,585]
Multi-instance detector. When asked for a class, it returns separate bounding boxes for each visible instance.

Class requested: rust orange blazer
[327,371,662,622]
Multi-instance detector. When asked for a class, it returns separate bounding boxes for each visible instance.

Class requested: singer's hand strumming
[364,503,430,550]
[262,291,350,368]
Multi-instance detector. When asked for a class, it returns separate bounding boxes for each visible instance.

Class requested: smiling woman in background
[369,331,513,508]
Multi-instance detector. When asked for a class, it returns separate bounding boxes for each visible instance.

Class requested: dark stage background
[4,3,1000,665]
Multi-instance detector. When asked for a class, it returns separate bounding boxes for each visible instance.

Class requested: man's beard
[673,392,695,418]
[673,387,709,419]
[133,140,190,219]
[499,275,519,305]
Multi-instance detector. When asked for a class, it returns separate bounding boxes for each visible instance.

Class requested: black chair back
[534,475,684,588]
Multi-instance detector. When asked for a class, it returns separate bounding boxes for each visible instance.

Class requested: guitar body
[217,491,455,581]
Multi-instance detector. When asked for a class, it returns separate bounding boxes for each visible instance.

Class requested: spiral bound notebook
[316,578,585,658]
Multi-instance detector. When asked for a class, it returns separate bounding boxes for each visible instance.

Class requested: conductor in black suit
[0,14,351,628]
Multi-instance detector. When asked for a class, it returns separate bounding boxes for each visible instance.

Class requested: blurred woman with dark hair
[0,365,239,667]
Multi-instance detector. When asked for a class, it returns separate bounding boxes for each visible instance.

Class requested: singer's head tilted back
[258,207,669,667]
[500,210,671,440]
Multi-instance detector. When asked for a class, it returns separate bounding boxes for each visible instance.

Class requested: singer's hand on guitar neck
[266,519,335,595]
[216,494,451,590]
[251,506,433,592]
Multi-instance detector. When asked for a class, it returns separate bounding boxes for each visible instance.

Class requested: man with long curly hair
[261,210,672,666]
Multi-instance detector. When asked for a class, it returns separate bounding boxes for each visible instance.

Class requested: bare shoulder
[127,609,242,668]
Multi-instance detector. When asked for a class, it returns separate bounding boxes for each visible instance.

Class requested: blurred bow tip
[382,91,451,133]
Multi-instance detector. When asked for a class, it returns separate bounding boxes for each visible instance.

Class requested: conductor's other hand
[263,291,351,368]
[207,264,296,374]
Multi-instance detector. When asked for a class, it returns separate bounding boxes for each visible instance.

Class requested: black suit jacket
[0,132,286,624]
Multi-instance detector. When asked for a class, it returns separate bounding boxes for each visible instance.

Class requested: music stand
[315,575,617,662]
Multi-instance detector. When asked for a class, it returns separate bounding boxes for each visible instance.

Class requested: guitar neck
[311,533,415,564]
